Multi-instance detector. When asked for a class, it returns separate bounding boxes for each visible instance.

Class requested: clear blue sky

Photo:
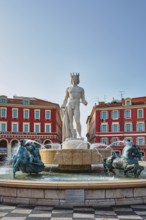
[0,0,146,137]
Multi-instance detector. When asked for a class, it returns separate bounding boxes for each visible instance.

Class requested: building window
[136,137,145,145]
[12,108,18,118]
[100,138,108,145]
[23,100,30,105]
[137,109,143,118]
[124,109,131,118]
[35,110,40,120]
[1,108,7,118]
[34,123,40,133]
[100,123,108,132]
[45,123,51,133]
[45,110,51,120]
[125,100,131,106]
[0,98,7,103]
[136,122,145,132]
[0,122,7,132]
[124,123,133,132]
[100,111,108,121]
[112,123,120,132]
[23,109,29,119]
[111,137,120,145]
[111,110,119,119]
[12,123,18,132]
[23,123,30,132]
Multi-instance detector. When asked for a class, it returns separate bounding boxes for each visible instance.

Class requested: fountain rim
[1,179,146,189]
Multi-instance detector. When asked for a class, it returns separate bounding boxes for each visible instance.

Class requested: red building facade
[0,95,62,159]
[86,97,146,158]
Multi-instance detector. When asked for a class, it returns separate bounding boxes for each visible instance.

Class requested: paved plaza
[1,203,146,219]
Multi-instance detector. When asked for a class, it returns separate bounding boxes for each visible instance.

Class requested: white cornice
[96,133,146,137]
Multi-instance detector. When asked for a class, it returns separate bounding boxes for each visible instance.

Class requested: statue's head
[70,72,80,85]
[20,139,25,146]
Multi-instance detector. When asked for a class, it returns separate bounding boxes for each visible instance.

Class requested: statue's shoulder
[66,86,71,91]
[78,86,84,91]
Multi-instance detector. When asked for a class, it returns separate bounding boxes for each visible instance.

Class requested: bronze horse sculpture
[12,140,45,178]
[103,143,144,177]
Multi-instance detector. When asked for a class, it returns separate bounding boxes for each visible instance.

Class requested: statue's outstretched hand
[83,101,88,105]
[61,104,66,109]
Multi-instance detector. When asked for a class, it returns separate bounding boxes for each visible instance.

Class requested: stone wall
[0,180,146,207]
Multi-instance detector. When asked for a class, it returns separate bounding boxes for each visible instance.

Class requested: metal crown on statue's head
[70,72,80,78]
[70,72,80,84]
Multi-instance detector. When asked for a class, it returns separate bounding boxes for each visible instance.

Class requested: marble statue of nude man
[61,73,88,140]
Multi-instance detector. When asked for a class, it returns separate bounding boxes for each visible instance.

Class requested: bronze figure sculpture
[104,143,144,177]
[12,140,44,178]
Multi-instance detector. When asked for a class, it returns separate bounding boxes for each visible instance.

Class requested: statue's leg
[13,169,15,178]
[132,160,143,177]
[74,107,82,137]
[109,169,116,175]
[67,106,74,137]
[124,164,135,176]
[12,157,17,178]
[104,159,116,175]
[135,165,144,177]
[13,158,21,178]
[13,164,17,178]
[103,159,107,172]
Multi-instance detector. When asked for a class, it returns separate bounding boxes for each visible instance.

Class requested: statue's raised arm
[61,73,88,141]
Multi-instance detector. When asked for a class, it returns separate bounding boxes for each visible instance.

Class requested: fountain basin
[40,148,111,171]
[0,178,146,207]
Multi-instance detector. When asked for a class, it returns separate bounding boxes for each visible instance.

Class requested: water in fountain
[25,139,61,149]
[44,143,61,149]
[105,140,125,149]
[90,140,127,159]
[0,138,145,181]
[62,139,89,149]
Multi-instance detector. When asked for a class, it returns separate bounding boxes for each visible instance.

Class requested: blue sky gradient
[0,0,146,137]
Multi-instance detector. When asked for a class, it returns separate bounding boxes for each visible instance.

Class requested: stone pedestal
[62,139,89,149]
